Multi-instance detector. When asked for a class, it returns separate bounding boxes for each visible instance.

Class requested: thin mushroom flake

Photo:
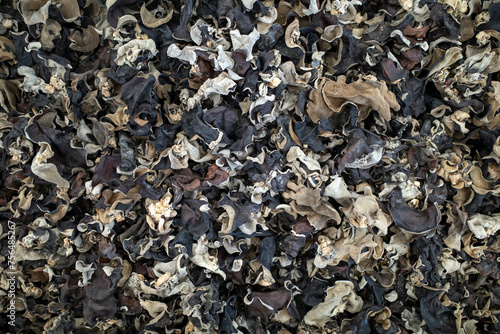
[2,0,500,333]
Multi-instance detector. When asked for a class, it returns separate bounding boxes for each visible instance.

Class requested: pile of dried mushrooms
[1,0,500,333]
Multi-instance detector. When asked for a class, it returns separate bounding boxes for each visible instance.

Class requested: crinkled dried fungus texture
[1,0,500,333]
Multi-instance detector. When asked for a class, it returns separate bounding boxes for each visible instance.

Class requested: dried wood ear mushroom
[2,0,500,333]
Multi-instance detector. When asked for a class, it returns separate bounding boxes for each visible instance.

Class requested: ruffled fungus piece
[307,76,400,123]
[388,187,441,234]
[304,281,363,328]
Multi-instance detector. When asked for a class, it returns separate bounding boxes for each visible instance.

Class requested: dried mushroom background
[1,0,500,333]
